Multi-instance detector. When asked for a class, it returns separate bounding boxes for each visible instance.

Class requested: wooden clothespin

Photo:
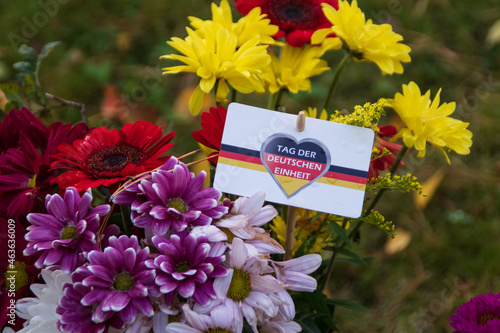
[296,111,305,132]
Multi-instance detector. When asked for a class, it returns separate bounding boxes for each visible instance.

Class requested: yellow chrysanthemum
[161,0,274,115]
[386,81,473,163]
[270,210,336,255]
[262,40,340,94]
[311,0,411,75]
[189,0,279,46]
[161,26,270,115]
[303,107,328,120]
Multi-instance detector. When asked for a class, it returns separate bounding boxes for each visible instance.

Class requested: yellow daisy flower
[161,0,273,115]
[189,0,279,46]
[270,210,336,255]
[386,81,473,163]
[311,0,411,75]
[303,107,328,120]
[262,40,341,94]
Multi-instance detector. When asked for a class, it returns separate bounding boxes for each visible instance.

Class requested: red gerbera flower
[369,125,405,180]
[235,0,338,47]
[50,121,176,191]
[192,105,227,162]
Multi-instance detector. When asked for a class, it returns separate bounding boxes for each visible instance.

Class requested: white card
[213,103,375,218]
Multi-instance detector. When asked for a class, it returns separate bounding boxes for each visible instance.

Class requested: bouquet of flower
[1,0,482,332]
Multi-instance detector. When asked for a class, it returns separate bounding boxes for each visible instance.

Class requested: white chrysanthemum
[215,192,284,254]
[16,269,72,333]
[213,238,285,332]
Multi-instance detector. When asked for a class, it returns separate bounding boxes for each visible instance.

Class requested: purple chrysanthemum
[24,187,110,273]
[450,293,500,332]
[147,230,228,306]
[113,157,228,235]
[81,235,158,328]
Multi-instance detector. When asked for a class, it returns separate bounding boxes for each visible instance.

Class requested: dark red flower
[0,107,48,152]
[0,110,89,219]
[0,135,56,218]
[369,125,405,180]
[192,105,227,162]
[50,121,176,191]
[235,0,338,47]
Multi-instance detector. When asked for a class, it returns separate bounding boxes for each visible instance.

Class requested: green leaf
[327,298,370,311]
[334,256,373,265]
[1,84,26,107]
[324,246,366,265]
[17,44,37,57]
[294,233,318,257]
[326,219,351,247]
[39,41,61,61]
[306,290,337,330]
[3,100,19,112]
[16,73,27,85]
[23,74,37,100]
[13,61,35,74]
[298,321,323,333]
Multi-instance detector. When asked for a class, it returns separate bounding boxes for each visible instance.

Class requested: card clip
[296,111,305,132]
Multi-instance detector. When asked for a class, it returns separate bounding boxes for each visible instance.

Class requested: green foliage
[0,42,61,113]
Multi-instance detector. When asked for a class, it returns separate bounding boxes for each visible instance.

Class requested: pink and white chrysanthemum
[259,289,301,332]
[213,238,285,332]
[165,302,240,333]
[215,192,284,254]
[271,254,322,292]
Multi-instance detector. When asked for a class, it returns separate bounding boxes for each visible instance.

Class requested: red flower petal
[50,121,175,191]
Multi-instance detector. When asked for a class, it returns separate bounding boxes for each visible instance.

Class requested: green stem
[363,144,408,214]
[120,205,132,236]
[267,89,285,111]
[230,86,237,104]
[322,53,351,113]
[319,144,408,293]
[285,206,297,260]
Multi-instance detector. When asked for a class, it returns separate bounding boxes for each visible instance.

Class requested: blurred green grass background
[1,0,499,332]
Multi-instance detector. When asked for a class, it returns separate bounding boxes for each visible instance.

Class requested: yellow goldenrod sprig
[371,147,392,161]
[361,210,397,238]
[330,99,386,129]
[367,172,423,195]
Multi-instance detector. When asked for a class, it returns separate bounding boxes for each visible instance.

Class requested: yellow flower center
[176,262,191,273]
[27,174,37,189]
[227,268,251,302]
[207,329,232,333]
[168,198,187,213]
[114,272,135,291]
[222,228,234,243]
[478,313,500,325]
[61,226,78,240]
[5,261,29,292]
